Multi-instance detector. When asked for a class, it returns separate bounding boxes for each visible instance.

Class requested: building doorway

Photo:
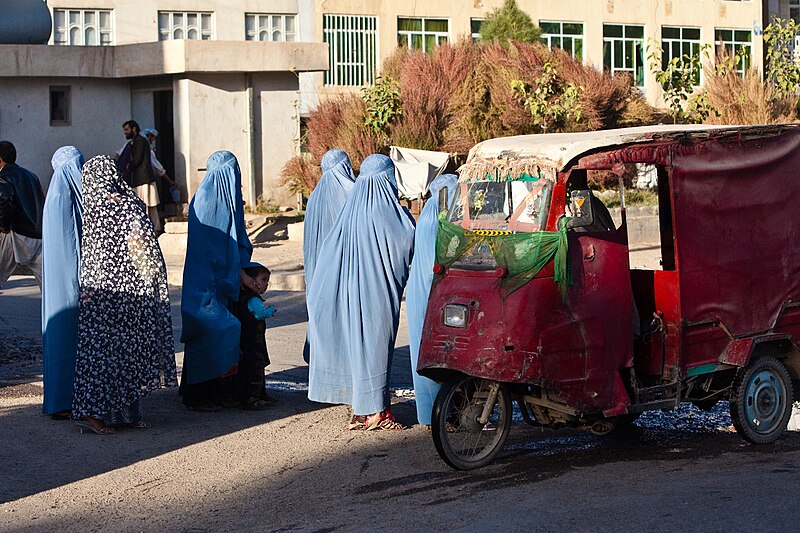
[153,90,175,199]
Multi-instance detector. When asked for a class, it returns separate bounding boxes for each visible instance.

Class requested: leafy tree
[763,17,800,99]
[511,62,583,132]
[648,40,717,123]
[362,77,402,139]
[479,0,541,45]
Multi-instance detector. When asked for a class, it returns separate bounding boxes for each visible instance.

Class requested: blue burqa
[307,154,415,415]
[181,151,253,384]
[303,149,356,288]
[302,149,356,362]
[41,146,84,415]
[406,174,458,425]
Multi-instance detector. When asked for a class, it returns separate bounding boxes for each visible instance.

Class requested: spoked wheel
[730,356,794,444]
[431,376,512,470]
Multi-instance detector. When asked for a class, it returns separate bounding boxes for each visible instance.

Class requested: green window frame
[603,24,645,87]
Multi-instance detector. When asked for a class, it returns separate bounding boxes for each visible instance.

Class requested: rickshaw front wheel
[730,356,794,445]
[431,376,512,470]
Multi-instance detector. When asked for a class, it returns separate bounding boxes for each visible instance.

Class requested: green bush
[479,0,541,45]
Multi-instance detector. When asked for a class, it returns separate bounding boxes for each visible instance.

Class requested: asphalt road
[2,245,800,532]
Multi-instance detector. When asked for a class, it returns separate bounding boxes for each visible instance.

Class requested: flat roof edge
[0,41,329,79]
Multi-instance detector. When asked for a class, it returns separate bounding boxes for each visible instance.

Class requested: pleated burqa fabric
[71,156,176,420]
[405,174,458,425]
[180,151,253,384]
[303,149,356,289]
[41,146,84,415]
[302,149,356,362]
[307,154,415,415]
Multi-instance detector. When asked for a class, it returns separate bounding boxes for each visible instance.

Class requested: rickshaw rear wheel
[730,356,794,445]
[431,376,512,470]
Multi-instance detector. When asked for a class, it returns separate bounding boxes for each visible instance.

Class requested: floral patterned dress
[71,156,177,422]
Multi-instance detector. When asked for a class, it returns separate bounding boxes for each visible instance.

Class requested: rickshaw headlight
[444,304,468,328]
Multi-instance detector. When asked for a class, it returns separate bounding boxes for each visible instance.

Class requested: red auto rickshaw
[418,124,800,470]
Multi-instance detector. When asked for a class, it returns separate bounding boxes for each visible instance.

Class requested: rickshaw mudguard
[418,230,635,412]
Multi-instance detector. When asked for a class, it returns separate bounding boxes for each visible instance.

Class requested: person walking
[72,155,176,434]
[180,150,256,412]
[41,146,85,418]
[0,140,45,288]
[301,148,356,362]
[307,154,415,431]
[117,120,161,231]
[405,174,458,426]
[141,128,179,206]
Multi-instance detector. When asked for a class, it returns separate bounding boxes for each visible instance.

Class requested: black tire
[431,376,512,470]
[730,356,794,444]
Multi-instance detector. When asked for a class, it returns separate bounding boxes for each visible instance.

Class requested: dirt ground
[3,243,800,532]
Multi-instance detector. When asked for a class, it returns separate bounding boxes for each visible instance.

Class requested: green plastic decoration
[435,213,571,298]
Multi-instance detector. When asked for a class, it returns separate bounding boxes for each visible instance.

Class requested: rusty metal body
[418,125,800,427]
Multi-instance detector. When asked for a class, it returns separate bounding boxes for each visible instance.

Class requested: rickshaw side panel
[418,227,635,412]
[671,131,800,369]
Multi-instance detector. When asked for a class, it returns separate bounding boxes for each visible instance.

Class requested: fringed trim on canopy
[457,156,560,183]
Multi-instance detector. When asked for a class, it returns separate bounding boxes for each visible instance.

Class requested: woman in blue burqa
[41,146,84,418]
[302,149,356,362]
[406,174,458,426]
[180,150,257,411]
[306,154,415,431]
[72,156,177,434]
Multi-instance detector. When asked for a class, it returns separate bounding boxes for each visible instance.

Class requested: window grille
[53,9,112,46]
[158,11,214,41]
[323,14,378,87]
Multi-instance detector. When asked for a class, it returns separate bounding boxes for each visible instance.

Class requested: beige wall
[47,0,299,44]
[252,72,301,205]
[0,77,130,191]
[174,75,251,200]
[314,0,765,105]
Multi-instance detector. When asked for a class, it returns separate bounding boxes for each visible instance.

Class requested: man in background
[0,141,45,289]
[142,128,179,206]
[117,120,161,231]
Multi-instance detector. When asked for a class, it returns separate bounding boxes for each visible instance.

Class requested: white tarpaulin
[389,146,451,200]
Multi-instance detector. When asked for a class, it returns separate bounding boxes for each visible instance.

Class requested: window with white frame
[714,28,751,76]
[661,26,701,85]
[397,18,448,53]
[540,21,583,60]
[471,19,483,43]
[245,13,296,42]
[53,9,112,46]
[603,24,645,87]
[158,11,213,41]
[323,14,378,87]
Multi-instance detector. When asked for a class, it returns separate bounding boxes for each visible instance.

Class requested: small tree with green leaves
[648,41,717,123]
[479,0,541,45]
[362,77,402,140]
[763,17,800,100]
[510,62,583,132]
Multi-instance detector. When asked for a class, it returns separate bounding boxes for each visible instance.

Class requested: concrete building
[0,39,326,204]
[22,0,792,201]
[311,0,776,107]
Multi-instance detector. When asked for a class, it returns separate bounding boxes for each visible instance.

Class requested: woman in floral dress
[72,155,177,434]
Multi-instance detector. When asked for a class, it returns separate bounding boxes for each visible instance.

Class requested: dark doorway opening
[153,90,175,199]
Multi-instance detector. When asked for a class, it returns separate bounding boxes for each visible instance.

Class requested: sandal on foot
[347,415,367,431]
[128,420,151,429]
[50,410,71,421]
[185,401,221,412]
[262,392,279,405]
[77,420,115,435]
[365,410,406,431]
[243,398,272,411]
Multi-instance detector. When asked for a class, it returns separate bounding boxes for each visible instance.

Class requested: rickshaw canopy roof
[459,124,796,181]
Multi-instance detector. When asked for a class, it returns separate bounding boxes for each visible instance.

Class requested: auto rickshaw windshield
[449,178,553,232]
